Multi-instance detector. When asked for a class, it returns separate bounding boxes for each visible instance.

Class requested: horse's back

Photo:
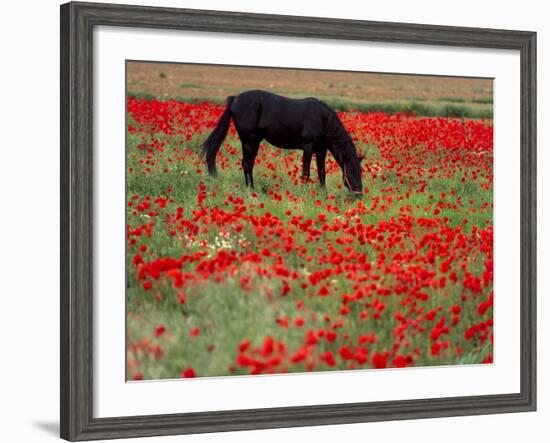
[232,90,325,115]
[233,91,326,147]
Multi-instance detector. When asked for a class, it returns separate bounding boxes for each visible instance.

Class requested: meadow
[126,65,493,380]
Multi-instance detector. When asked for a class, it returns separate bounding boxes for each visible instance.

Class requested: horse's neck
[329,133,354,167]
[331,148,349,172]
[327,117,347,140]
[325,112,354,169]
[327,116,353,148]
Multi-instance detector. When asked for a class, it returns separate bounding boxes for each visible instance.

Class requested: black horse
[201,90,364,195]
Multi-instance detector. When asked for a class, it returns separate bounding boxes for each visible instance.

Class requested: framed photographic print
[60,1,536,441]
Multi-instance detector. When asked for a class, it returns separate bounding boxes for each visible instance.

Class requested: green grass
[177,82,206,89]
[437,96,493,105]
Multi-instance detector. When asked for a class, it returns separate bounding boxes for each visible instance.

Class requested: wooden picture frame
[60,1,536,440]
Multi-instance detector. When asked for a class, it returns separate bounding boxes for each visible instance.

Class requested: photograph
[125,61,494,381]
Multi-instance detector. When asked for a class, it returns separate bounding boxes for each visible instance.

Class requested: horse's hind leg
[315,147,327,187]
[241,138,260,188]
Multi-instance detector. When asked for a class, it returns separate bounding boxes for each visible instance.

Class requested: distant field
[127,62,493,119]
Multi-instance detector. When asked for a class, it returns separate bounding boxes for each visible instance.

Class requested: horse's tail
[201,96,235,176]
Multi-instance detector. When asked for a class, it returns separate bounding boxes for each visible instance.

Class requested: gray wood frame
[60,1,537,440]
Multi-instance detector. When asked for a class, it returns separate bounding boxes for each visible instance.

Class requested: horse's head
[343,152,365,197]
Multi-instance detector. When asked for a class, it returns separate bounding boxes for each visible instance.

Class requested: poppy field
[126,92,493,381]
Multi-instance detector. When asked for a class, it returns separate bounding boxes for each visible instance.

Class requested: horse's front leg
[242,140,260,188]
[302,144,314,181]
[315,147,327,187]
